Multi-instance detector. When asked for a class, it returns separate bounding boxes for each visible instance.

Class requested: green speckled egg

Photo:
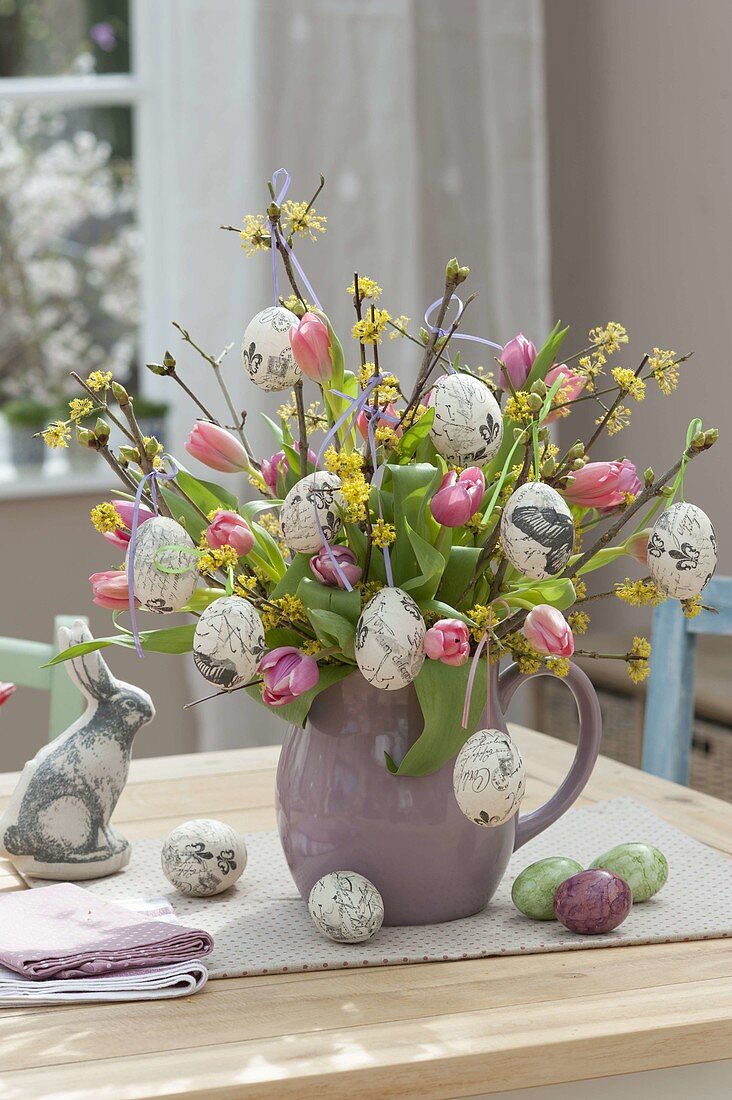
[511,857,584,920]
[589,843,668,902]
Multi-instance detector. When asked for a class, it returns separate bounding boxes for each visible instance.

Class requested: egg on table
[429,372,503,465]
[500,481,574,580]
[193,596,265,690]
[590,842,668,903]
[647,502,717,599]
[279,471,343,554]
[453,728,526,827]
[308,870,385,943]
[127,516,198,613]
[161,819,247,897]
[553,869,633,935]
[241,306,301,391]
[355,587,426,690]
[511,856,585,920]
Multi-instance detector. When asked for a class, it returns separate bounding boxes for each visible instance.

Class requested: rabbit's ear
[63,619,117,702]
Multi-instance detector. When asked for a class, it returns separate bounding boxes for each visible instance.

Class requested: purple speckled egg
[553,869,632,935]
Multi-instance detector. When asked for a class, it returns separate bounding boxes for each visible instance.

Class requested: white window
[0,0,164,495]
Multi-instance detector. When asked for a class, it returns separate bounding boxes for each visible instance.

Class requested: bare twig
[294,380,309,465]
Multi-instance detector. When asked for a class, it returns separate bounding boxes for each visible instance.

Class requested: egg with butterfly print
[279,471,344,554]
[647,502,717,599]
[355,587,426,691]
[500,481,575,580]
[193,596,265,690]
[241,306,301,391]
[127,516,199,613]
[429,372,503,465]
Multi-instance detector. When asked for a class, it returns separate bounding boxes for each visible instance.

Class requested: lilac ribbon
[360,401,397,589]
[424,295,502,370]
[269,167,323,310]
[126,456,180,658]
[461,599,510,730]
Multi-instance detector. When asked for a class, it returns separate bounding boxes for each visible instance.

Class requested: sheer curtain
[148,0,550,749]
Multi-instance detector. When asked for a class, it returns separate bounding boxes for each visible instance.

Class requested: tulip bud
[111,381,129,404]
[94,418,111,444]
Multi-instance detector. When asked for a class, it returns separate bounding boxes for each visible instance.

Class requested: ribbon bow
[269,167,323,311]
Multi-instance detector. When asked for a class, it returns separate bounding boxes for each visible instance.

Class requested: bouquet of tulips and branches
[42,172,719,777]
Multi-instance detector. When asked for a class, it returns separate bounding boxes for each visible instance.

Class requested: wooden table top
[1,728,731,1100]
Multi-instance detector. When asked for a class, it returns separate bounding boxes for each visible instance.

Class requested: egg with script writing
[553,869,632,934]
[241,306,301,391]
[161,819,247,897]
[453,728,526,827]
[308,871,384,943]
[647,502,717,599]
[279,471,343,554]
[590,843,668,903]
[355,587,426,691]
[429,372,503,465]
[511,857,585,920]
[193,596,265,690]
[127,516,198,613]
[501,481,574,580]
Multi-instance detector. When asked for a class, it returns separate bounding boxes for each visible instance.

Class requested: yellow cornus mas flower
[41,421,71,449]
[352,309,391,345]
[546,657,570,678]
[90,502,123,534]
[648,348,679,395]
[239,214,270,255]
[589,322,628,355]
[233,574,259,598]
[68,398,95,420]
[371,519,396,548]
[388,315,410,339]
[347,276,382,302]
[197,546,239,575]
[86,370,113,391]
[615,578,664,607]
[627,636,651,684]
[681,595,703,618]
[282,200,327,240]
[611,367,646,402]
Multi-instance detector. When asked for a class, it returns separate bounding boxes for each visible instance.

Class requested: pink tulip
[625,529,651,566]
[206,510,255,557]
[289,312,332,382]
[102,501,155,550]
[310,545,363,588]
[564,459,642,512]
[424,619,471,666]
[430,466,485,527]
[89,570,139,610]
[261,443,316,494]
[544,364,587,422]
[184,421,250,474]
[523,605,575,657]
[0,683,16,708]
[259,646,319,707]
[499,334,536,391]
[356,402,402,443]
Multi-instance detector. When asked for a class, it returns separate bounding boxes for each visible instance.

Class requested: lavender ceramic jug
[276,662,602,925]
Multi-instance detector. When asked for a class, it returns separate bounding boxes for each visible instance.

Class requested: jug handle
[497,662,603,851]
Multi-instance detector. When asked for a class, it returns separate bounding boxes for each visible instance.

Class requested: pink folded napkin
[0,883,213,980]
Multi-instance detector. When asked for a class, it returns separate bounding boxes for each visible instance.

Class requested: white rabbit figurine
[0,620,155,879]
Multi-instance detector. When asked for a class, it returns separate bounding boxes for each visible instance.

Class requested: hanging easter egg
[500,481,574,580]
[161,819,247,897]
[308,870,385,943]
[429,372,503,465]
[127,516,198,613]
[241,306,301,391]
[193,596,265,690]
[647,502,717,599]
[453,728,526,827]
[355,587,426,691]
[279,471,343,554]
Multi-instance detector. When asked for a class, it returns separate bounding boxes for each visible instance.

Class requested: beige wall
[0,492,197,770]
[545,0,732,637]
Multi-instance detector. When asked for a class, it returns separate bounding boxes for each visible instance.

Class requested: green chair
[0,615,87,739]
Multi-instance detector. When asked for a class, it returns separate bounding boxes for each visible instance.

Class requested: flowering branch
[583,354,648,454]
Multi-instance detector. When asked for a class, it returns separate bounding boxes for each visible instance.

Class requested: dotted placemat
[30,799,732,978]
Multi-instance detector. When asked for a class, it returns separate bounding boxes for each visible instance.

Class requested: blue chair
[0,615,87,740]
[642,577,732,784]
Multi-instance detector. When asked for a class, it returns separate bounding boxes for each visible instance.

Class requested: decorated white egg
[500,481,574,580]
[453,728,526,827]
[355,587,426,691]
[648,502,717,599]
[127,516,198,613]
[308,870,385,943]
[161,819,247,897]
[279,471,343,554]
[193,596,265,690]
[429,372,503,465]
[241,306,301,391]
